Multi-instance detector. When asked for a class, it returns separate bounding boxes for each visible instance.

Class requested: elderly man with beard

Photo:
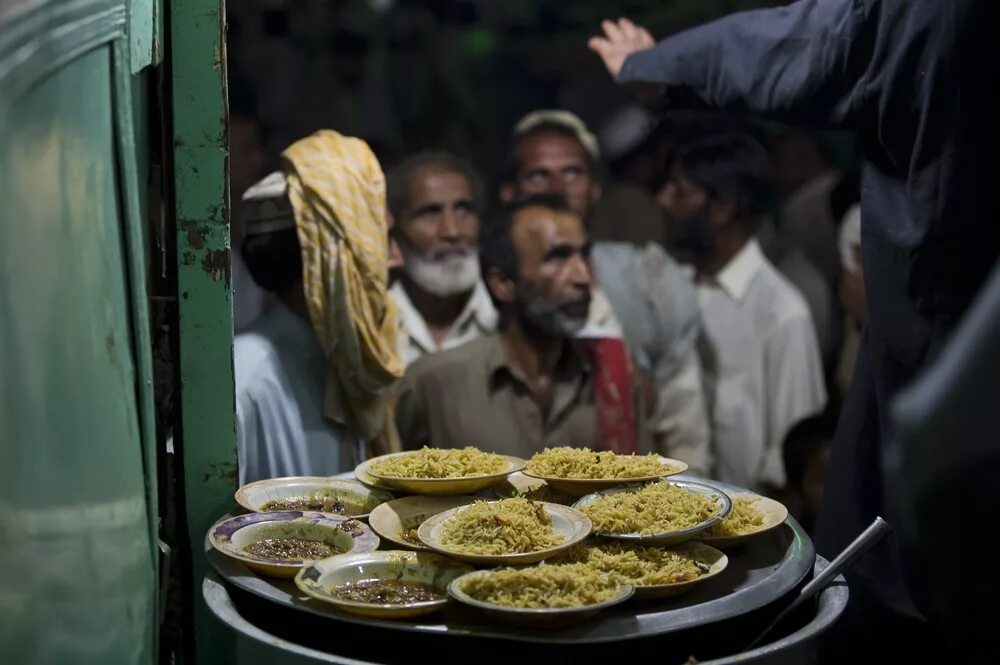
[395,194,646,457]
[386,152,496,366]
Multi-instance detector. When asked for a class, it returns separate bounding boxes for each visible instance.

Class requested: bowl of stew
[235,477,393,520]
[295,550,473,619]
[208,511,380,578]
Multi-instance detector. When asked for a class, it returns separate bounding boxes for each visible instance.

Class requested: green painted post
[168,0,237,662]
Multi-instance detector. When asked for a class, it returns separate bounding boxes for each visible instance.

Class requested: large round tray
[204,557,847,664]
[206,477,815,647]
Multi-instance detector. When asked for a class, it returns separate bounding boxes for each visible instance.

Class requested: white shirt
[391,280,498,367]
[696,240,827,489]
[235,304,361,483]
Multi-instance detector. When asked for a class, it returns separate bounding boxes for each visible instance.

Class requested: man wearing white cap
[235,131,404,483]
[500,110,711,476]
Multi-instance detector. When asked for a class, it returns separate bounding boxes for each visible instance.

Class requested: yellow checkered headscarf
[282,130,404,456]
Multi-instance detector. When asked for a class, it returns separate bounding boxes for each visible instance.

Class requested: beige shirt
[395,334,648,458]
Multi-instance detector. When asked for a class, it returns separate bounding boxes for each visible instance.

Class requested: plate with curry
[235,477,393,520]
[208,511,380,578]
[296,551,473,619]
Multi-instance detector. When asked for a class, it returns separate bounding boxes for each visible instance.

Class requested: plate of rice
[522,447,688,496]
[367,495,479,551]
[697,492,788,548]
[417,497,591,566]
[550,540,728,599]
[573,480,732,546]
[355,447,526,495]
[448,563,633,626]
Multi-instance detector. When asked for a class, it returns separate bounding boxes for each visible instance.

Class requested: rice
[580,481,722,535]
[370,447,507,479]
[458,563,622,609]
[439,498,565,555]
[706,496,765,537]
[525,446,679,479]
[552,542,712,586]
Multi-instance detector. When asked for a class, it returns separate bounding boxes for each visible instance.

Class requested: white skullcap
[241,171,295,235]
[514,109,600,161]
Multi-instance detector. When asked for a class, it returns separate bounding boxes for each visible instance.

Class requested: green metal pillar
[168,0,237,661]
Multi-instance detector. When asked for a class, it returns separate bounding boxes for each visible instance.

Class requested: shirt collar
[391,279,497,352]
[712,238,766,302]
[483,332,591,387]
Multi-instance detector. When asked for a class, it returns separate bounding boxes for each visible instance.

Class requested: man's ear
[485,266,516,305]
[499,183,518,203]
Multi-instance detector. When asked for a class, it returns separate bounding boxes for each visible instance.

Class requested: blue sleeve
[618,0,874,127]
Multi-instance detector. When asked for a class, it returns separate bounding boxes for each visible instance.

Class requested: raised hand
[587,18,655,79]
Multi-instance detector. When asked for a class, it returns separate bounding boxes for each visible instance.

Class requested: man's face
[396,167,480,296]
[657,167,715,261]
[508,132,600,218]
[510,206,592,337]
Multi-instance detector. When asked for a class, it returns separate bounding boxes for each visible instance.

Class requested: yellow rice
[706,496,765,537]
[458,563,622,609]
[552,542,712,586]
[581,481,721,535]
[525,446,679,479]
[370,447,507,479]
[439,498,565,555]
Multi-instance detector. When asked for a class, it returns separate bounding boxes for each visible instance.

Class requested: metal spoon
[744,516,893,651]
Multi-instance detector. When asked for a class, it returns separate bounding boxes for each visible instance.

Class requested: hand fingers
[618,17,640,41]
[602,18,625,43]
[587,36,611,55]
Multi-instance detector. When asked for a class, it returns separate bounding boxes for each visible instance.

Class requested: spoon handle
[745,516,892,651]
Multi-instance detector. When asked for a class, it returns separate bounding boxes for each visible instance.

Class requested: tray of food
[208,447,813,646]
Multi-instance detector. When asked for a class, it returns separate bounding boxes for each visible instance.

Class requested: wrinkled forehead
[510,205,587,259]
[514,131,591,173]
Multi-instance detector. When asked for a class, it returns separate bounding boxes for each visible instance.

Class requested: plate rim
[416,500,593,564]
[572,479,733,542]
[695,492,789,546]
[234,476,393,515]
[521,454,689,486]
[208,511,380,568]
[294,550,471,612]
[367,495,480,550]
[359,451,528,484]
[447,568,634,616]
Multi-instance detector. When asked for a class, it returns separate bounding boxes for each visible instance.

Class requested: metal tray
[207,479,815,646]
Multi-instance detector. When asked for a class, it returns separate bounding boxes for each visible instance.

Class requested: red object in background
[579,336,637,454]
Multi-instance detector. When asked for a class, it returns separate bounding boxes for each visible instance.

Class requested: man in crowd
[500,110,711,475]
[658,131,827,491]
[588,1,999,658]
[235,130,404,483]
[396,194,644,456]
[385,152,496,366]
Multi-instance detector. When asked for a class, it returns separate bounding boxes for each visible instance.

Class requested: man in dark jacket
[589,0,1000,659]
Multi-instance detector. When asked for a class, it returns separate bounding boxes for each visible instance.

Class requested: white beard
[402,245,480,297]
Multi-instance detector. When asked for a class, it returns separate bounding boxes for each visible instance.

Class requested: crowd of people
[232,108,855,533]
[229,0,1000,661]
